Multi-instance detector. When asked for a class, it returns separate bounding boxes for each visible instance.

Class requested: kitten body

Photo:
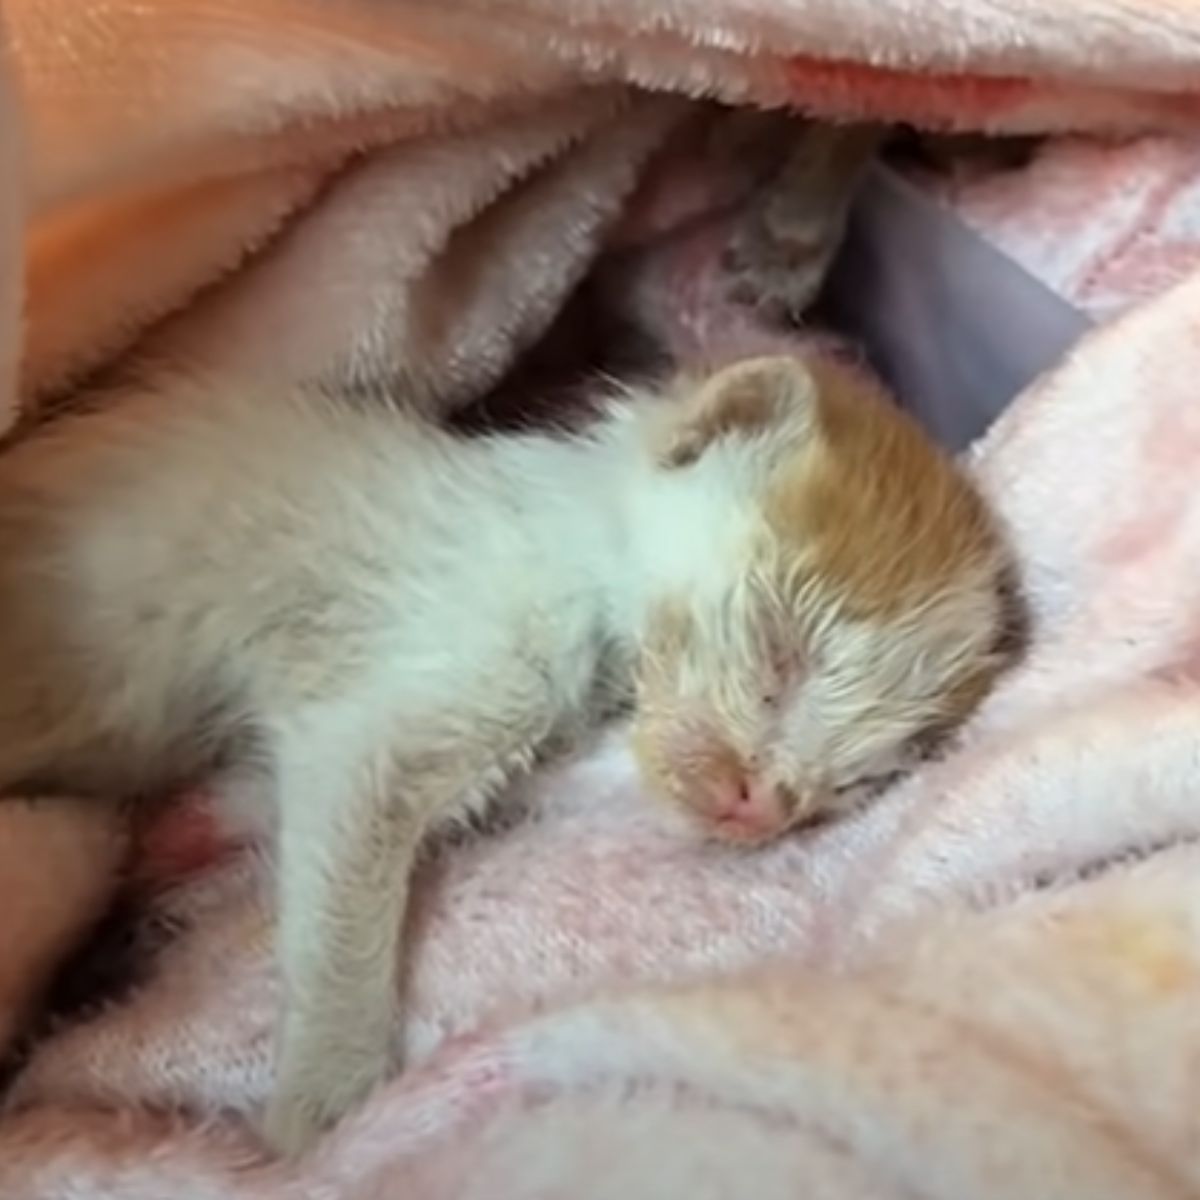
[0,354,1018,1154]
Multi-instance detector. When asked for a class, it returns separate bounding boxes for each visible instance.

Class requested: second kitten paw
[721,234,824,326]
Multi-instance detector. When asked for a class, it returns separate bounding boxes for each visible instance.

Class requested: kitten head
[627,353,1022,844]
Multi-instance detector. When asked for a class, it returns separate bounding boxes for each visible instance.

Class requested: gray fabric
[823,166,1093,451]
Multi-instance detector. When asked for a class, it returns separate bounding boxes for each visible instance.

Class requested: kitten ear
[656,355,818,469]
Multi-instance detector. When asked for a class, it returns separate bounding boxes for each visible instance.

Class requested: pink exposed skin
[707,775,794,843]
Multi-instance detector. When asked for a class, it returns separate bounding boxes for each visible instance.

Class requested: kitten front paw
[261,1090,330,1161]
[262,1038,393,1159]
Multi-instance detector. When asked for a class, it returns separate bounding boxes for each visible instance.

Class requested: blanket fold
[3,1,1200,1197]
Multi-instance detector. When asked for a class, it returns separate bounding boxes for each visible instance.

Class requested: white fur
[0,370,773,1154]
[0,357,1010,1153]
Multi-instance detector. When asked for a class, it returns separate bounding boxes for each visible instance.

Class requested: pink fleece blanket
[4,3,1200,1198]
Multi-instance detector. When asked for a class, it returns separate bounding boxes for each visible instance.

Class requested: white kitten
[0,354,1016,1153]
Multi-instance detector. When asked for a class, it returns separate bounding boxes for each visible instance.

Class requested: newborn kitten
[0,352,1018,1154]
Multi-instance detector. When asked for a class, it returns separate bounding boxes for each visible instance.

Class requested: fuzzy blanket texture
[3,2,1200,1198]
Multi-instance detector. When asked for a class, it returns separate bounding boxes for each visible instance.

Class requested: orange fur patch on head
[655,355,817,469]
[763,355,1002,622]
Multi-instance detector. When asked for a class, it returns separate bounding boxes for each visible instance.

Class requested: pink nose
[709,774,792,838]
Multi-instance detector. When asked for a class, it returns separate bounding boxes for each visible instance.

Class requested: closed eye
[835,769,905,797]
